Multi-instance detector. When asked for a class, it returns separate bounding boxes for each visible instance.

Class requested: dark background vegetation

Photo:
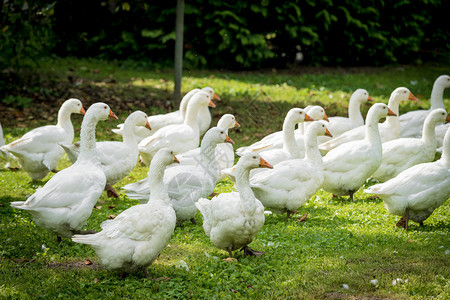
[1,0,449,71]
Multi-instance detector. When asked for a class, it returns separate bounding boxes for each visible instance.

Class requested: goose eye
[104,106,107,109]
[299,112,303,114]
[252,156,257,159]
[220,131,224,134]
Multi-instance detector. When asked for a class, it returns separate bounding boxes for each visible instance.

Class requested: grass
[0,58,449,299]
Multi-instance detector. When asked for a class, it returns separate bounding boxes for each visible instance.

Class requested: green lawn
[0,59,449,299]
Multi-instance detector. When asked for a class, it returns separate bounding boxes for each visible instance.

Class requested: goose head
[287,108,314,125]
[201,87,221,101]
[202,127,234,146]
[428,108,450,124]
[217,114,240,129]
[127,110,151,131]
[238,153,273,170]
[85,102,118,122]
[389,87,418,106]
[368,103,397,122]
[434,75,450,89]
[152,148,180,166]
[306,121,333,138]
[352,89,374,104]
[306,106,328,122]
[189,91,216,109]
[62,98,86,115]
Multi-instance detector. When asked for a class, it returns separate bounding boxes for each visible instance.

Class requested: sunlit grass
[1,59,449,299]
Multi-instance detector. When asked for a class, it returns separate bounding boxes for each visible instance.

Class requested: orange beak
[213,93,221,101]
[367,95,374,102]
[259,157,273,169]
[445,115,450,123]
[225,135,234,144]
[80,107,86,115]
[304,113,314,122]
[325,128,333,137]
[408,92,419,102]
[323,113,329,122]
[173,155,180,164]
[208,99,216,108]
[234,120,240,128]
[145,121,151,131]
[387,108,397,117]
[108,110,118,120]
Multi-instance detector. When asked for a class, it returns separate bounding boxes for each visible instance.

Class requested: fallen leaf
[222,257,238,263]
[407,239,414,243]
[108,205,115,209]
[230,289,238,293]
[298,212,308,222]
[93,278,99,283]
[153,277,170,282]
[85,259,92,265]
[94,206,102,210]
[108,215,116,219]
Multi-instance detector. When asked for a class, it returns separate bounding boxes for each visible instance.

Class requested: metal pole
[174,0,184,105]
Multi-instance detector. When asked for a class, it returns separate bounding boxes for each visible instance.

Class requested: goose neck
[348,97,364,125]
[421,116,437,146]
[184,101,201,128]
[78,113,100,162]
[122,119,139,146]
[304,132,322,163]
[365,113,382,145]
[430,82,445,109]
[235,166,257,213]
[283,117,300,157]
[56,106,75,133]
[442,129,450,165]
[148,161,170,202]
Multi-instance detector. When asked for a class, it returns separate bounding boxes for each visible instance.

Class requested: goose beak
[408,92,419,102]
[234,120,241,128]
[145,121,151,131]
[225,135,234,144]
[387,108,397,117]
[325,128,333,137]
[259,157,273,169]
[446,115,450,123]
[213,93,221,101]
[323,113,329,122]
[304,113,314,122]
[208,99,216,108]
[80,107,86,115]
[367,95,374,102]
[173,155,180,164]
[108,110,118,120]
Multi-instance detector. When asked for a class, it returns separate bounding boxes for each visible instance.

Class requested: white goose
[1,98,85,180]
[321,103,396,200]
[60,111,151,198]
[113,87,220,141]
[365,126,450,230]
[10,103,118,241]
[319,87,418,154]
[72,148,179,277]
[196,153,272,258]
[138,91,216,165]
[258,108,314,165]
[174,114,240,182]
[322,88,373,138]
[371,108,450,182]
[123,127,234,224]
[235,106,326,156]
[250,121,332,220]
[399,75,450,138]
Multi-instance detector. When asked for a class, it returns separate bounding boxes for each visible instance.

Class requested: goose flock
[1,75,449,278]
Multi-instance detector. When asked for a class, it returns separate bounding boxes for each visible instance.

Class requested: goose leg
[143,267,150,278]
[56,235,62,244]
[396,208,410,230]
[190,218,197,225]
[120,272,128,279]
[286,210,298,220]
[105,184,119,198]
[419,221,424,226]
[227,248,233,258]
[51,169,59,173]
[242,245,265,257]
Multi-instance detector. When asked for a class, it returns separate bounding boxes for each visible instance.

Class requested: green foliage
[0,0,56,70]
